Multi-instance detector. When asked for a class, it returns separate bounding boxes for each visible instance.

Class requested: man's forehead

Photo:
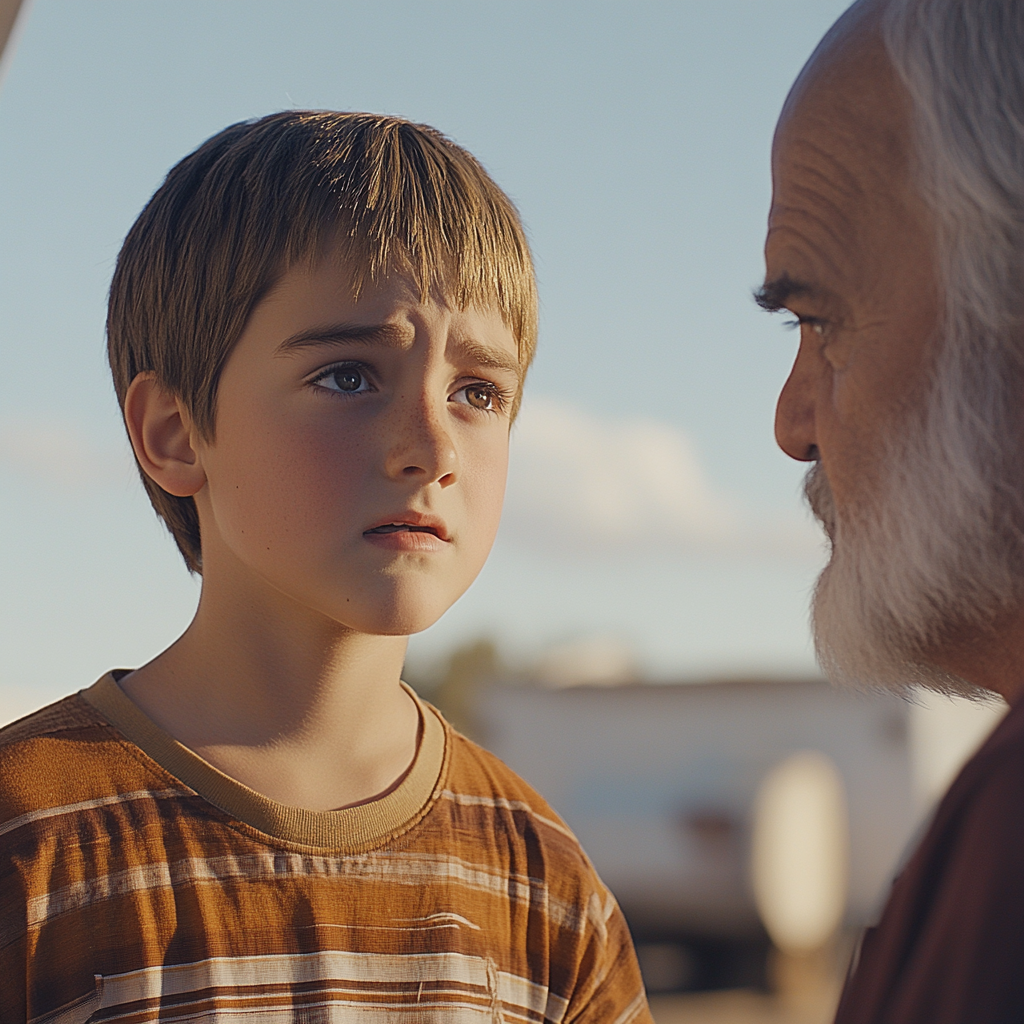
[780,1,895,128]
[764,15,919,297]
[773,16,910,185]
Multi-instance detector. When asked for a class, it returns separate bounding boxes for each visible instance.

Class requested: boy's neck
[121,567,419,813]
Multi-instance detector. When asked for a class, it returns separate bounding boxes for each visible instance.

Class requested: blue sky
[0,0,851,718]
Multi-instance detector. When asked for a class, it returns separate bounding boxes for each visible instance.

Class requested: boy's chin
[345,613,446,639]
[331,594,456,639]
[292,567,482,638]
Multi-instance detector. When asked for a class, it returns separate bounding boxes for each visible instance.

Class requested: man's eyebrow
[276,322,410,352]
[753,273,817,313]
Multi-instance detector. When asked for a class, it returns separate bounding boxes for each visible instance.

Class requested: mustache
[803,461,836,543]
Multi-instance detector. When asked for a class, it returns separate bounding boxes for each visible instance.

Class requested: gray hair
[878,0,1024,628]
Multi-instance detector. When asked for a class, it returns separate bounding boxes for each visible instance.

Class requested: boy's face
[191,256,521,636]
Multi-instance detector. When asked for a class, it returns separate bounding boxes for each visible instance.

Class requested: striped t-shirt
[0,674,652,1024]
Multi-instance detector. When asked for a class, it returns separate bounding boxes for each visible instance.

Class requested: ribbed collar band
[81,672,447,851]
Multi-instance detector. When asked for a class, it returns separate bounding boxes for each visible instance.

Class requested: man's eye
[314,366,370,394]
[453,384,498,411]
[785,316,829,338]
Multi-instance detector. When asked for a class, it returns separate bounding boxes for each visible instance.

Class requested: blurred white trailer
[476,679,917,990]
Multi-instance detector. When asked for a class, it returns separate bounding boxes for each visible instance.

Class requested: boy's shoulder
[0,687,177,832]
[0,692,102,747]
[442,726,575,832]
[425,720,608,899]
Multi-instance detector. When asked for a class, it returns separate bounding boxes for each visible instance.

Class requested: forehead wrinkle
[777,184,860,251]
[775,140,867,242]
[767,215,851,290]
[781,136,868,201]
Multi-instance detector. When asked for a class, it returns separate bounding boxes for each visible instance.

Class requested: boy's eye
[313,365,371,394]
[453,384,498,411]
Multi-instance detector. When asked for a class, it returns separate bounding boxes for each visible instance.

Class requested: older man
[760,0,1024,1021]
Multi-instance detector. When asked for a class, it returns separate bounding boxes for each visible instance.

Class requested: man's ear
[123,372,207,498]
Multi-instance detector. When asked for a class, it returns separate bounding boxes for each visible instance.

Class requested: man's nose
[384,395,458,485]
[775,342,819,462]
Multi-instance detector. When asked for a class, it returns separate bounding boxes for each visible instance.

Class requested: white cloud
[503,397,822,559]
[0,420,133,489]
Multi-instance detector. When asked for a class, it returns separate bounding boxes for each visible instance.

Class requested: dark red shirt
[835,694,1024,1024]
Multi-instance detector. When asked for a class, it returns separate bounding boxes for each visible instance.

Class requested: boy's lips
[363,513,451,547]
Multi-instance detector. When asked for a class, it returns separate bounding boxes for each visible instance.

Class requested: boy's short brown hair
[107,111,538,573]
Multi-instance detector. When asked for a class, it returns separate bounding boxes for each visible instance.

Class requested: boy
[0,112,652,1023]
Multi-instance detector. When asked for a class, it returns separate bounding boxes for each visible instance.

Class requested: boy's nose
[384,401,458,485]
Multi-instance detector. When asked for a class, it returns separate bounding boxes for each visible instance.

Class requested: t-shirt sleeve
[563,888,653,1024]
[836,740,1024,1024]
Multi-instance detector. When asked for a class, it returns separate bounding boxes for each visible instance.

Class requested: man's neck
[933,609,1024,705]
[121,571,419,812]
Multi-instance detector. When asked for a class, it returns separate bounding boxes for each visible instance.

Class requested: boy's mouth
[367,523,438,536]
[363,515,451,543]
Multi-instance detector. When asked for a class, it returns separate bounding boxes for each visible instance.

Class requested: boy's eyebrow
[453,340,524,384]
[277,322,410,352]
[277,322,523,382]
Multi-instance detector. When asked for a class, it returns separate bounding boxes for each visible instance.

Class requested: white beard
[804,381,1024,699]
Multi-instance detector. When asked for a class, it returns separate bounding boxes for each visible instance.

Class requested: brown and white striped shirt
[0,674,652,1024]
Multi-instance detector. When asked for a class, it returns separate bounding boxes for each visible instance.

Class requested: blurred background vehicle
[479,679,909,993]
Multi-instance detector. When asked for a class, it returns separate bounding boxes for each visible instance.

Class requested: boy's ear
[123,372,207,498]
